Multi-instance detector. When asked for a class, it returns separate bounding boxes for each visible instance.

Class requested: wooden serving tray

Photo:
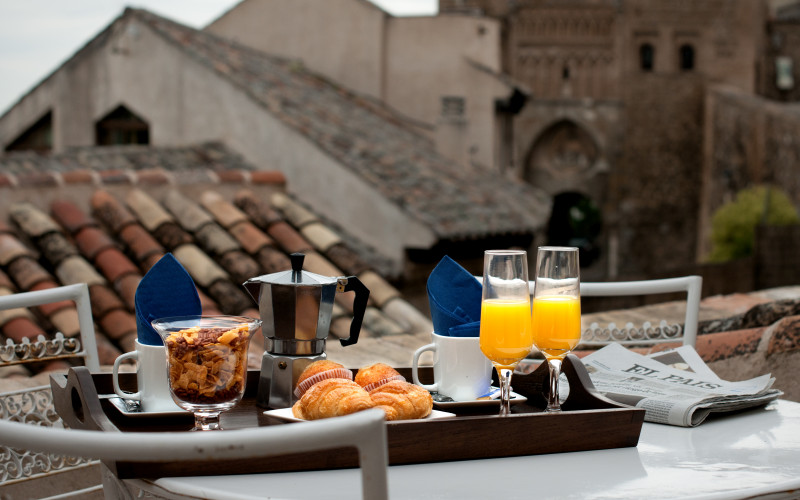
[51,355,644,479]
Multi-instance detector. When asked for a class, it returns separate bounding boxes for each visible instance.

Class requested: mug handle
[112,351,141,400]
[411,343,438,392]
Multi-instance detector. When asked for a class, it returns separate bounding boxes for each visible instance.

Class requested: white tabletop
[151,400,800,500]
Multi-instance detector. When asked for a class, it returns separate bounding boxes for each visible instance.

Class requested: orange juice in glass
[531,295,581,359]
[480,298,533,369]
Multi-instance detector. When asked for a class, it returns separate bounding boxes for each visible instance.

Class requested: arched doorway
[546,192,602,267]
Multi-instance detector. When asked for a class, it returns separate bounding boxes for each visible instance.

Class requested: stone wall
[698,86,800,258]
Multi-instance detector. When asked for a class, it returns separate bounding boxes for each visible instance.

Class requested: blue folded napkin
[427,256,482,337]
[135,253,201,345]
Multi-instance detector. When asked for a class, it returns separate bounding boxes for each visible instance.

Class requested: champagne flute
[531,247,581,412]
[479,250,533,416]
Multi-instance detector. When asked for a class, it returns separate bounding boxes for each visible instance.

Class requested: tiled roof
[122,8,549,240]
[0,144,433,382]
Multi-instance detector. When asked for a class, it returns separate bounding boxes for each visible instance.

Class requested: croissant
[369,380,433,421]
[294,360,352,398]
[355,363,406,392]
[292,378,376,420]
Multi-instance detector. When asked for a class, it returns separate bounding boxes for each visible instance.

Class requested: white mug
[112,340,181,412]
[411,332,493,401]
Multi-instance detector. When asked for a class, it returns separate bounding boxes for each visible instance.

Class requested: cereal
[164,323,251,404]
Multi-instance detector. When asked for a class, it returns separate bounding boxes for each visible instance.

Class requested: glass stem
[498,367,513,417]
[546,358,563,412]
[194,412,222,431]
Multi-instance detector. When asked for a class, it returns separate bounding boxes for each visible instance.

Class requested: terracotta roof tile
[98,169,134,184]
[136,168,172,185]
[695,327,766,362]
[200,191,248,228]
[301,222,342,253]
[163,189,215,232]
[55,255,106,286]
[152,222,194,251]
[0,220,12,234]
[229,221,273,255]
[94,247,140,284]
[62,169,96,185]
[195,224,241,256]
[218,250,261,285]
[272,193,317,228]
[767,315,800,355]
[50,200,96,234]
[118,332,137,353]
[96,334,124,365]
[0,233,33,266]
[30,281,74,317]
[88,283,126,318]
[216,169,248,183]
[254,246,291,273]
[7,257,52,290]
[197,288,219,313]
[0,269,13,290]
[49,307,81,337]
[126,189,174,231]
[16,172,60,187]
[0,173,16,188]
[91,190,138,233]
[172,244,227,287]
[142,253,164,271]
[207,279,253,315]
[37,232,79,266]
[325,244,371,276]
[1,317,46,343]
[382,298,433,333]
[267,221,312,254]
[9,203,61,238]
[114,274,140,310]
[75,227,118,261]
[235,190,283,229]
[357,270,400,308]
[251,170,286,186]
[118,224,165,262]
[99,308,137,340]
[362,306,405,337]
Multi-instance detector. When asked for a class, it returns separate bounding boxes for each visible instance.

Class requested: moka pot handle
[337,276,369,347]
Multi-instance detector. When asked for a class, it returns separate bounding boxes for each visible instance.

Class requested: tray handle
[50,367,119,433]
[513,354,631,411]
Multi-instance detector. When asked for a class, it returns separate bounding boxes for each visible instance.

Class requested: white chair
[0,283,102,498]
[0,404,389,500]
[575,276,702,348]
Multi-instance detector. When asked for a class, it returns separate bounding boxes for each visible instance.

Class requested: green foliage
[708,185,800,262]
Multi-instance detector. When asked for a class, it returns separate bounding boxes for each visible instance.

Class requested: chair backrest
[576,276,702,348]
[0,283,100,493]
[0,406,389,500]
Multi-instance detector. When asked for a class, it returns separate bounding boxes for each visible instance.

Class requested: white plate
[430,388,527,409]
[106,396,191,418]
[264,407,455,422]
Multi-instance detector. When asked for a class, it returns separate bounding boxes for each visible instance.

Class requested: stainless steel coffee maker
[243,253,369,408]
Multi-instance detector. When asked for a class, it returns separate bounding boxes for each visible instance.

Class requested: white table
[145,400,800,500]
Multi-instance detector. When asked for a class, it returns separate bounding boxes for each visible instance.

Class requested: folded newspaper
[580,343,783,427]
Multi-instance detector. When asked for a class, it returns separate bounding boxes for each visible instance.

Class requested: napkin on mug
[135,253,201,345]
[426,256,482,337]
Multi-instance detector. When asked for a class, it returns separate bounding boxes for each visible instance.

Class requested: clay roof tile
[125,189,174,231]
[94,247,141,284]
[200,191,248,228]
[98,308,137,340]
[0,233,33,266]
[195,224,241,256]
[9,202,62,238]
[75,227,118,261]
[50,199,96,235]
[37,232,80,266]
[7,257,53,290]
[30,281,75,317]
[91,190,138,233]
[1,317,46,343]
[163,189,215,232]
[88,283,127,318]
[114,274,140,310]
[118,224,165,262]
[229,221,273,255]
[55,255,106,287]
[267,221,312,254]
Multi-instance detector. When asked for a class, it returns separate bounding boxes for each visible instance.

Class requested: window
[441,96,466,122]
[5,111,52,152]
[95,105,149,146]
[679,44,695,71]
[640,43,654,71]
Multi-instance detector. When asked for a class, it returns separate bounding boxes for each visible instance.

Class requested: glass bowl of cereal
[151,315,262,431]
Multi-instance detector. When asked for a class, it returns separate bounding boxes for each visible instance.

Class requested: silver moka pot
[243,253,369,408]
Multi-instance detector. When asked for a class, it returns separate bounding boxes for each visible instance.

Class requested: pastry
[369,380,433,421]
[294,360,353,398]
[292,378,376,420]
[354,363,406,392]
